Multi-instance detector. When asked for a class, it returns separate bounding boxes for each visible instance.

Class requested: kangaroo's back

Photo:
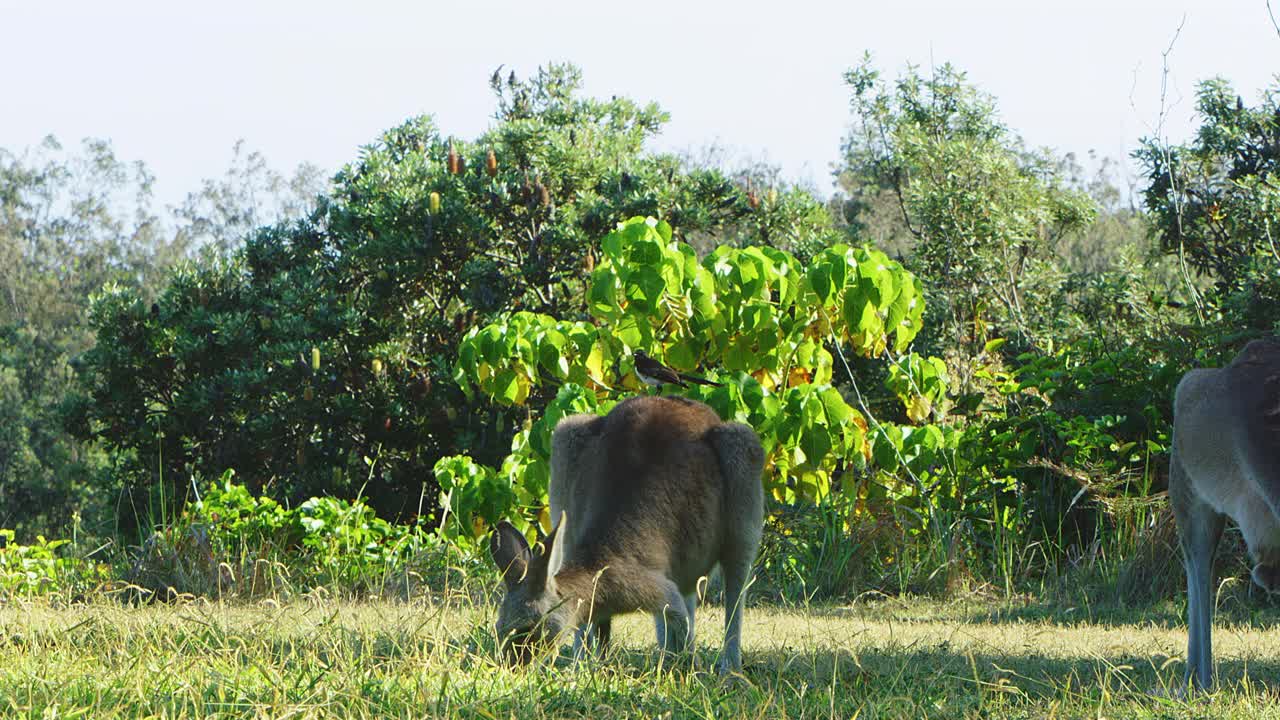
[549,396,727,585]
[1174,339,1280,513]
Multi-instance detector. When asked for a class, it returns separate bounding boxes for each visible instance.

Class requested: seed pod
[747,190,760,209]
[485,148,497,177]
[311,347,321,372]
[384,417,392,431]
[447,145,460,175]
[303,386,314,402]
[536,182,550,208]
[429,191,441,214]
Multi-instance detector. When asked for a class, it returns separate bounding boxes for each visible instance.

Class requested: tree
[172,140,325,257]
[75,64,842,524]
[441,216,932,543]
[835,58,1096,353]
[1138,77,1280,337]
[0,137,181,537]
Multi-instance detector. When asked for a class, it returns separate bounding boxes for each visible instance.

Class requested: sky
[2,0,1278,209]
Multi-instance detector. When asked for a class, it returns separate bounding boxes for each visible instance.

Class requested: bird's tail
[680,374,721,387]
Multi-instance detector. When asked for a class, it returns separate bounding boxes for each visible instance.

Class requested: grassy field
[3,594,1280,719]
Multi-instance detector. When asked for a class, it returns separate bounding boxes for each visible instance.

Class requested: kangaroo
[1171,338,1280,689]
[489,394,765,673]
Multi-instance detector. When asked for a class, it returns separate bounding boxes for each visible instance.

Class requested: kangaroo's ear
[525,515,563,590]
[490,521,531,587]
[533,510,566,554]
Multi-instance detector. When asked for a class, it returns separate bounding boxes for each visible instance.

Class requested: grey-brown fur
[489,395,764,672]
[1170,338,1280,690]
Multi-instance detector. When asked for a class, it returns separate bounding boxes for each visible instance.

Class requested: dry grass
[2,594,1280,718]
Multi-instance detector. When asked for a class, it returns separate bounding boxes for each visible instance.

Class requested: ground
[2,596,1279,718]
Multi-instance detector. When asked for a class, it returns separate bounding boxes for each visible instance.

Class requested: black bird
[633,350,721,389]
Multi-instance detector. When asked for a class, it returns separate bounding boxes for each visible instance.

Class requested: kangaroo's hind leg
[1170,453,1226,691]
[709,422,765,675]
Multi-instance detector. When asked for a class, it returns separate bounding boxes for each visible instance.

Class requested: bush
[126,472,482,601]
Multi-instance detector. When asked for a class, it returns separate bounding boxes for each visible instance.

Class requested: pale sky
[3,0,1278,208]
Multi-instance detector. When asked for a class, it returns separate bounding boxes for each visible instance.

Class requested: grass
[3,593,1280,718]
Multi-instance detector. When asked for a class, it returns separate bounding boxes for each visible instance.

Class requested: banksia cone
[536,181,550,208]
[303,386,314,402]
[447,144,460,175]
[485,148,497,177]
[311,346,321,372]
[584,248,595,273]
[767,187,778,205]
[371,358,384,375]
[384,417,392,431]
[429,191,441,214]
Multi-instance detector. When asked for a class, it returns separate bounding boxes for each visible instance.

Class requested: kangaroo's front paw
[716,656,742,676]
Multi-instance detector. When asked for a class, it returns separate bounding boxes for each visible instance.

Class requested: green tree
[836,58,1097,352]
[1138,78,1280,337]
[172,140,326,257]
[443,216,932,543]
[75,64,841,524]
[0,137,183,537]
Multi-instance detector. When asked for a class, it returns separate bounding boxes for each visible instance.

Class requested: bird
[632,350,721,389]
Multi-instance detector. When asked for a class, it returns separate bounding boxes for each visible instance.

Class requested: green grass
[2,594,1280,718]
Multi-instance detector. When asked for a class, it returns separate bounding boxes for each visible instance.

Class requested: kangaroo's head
[489,520,569,664]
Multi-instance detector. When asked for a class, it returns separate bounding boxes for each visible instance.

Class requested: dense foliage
[72,65,838,532]
[441,216,933,543]
[1138,79,1280,341]
[2,59,1278,605]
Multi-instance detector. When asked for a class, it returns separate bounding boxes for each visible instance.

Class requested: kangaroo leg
[572,617,613,660]
[594,617,612,652]
[684,593,697,644]
[708,421,765,675]
[1170,455,1226,691]
[652,581,691,654]
[718,548,755,674]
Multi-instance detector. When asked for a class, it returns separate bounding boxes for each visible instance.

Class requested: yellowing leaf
[907,395,932,424]
[787,366,812,388]
[753,368,778,392]
[585,343,607,384]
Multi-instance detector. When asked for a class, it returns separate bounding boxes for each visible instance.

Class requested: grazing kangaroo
[1171,338,1280,689]
[489,395,765,672]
